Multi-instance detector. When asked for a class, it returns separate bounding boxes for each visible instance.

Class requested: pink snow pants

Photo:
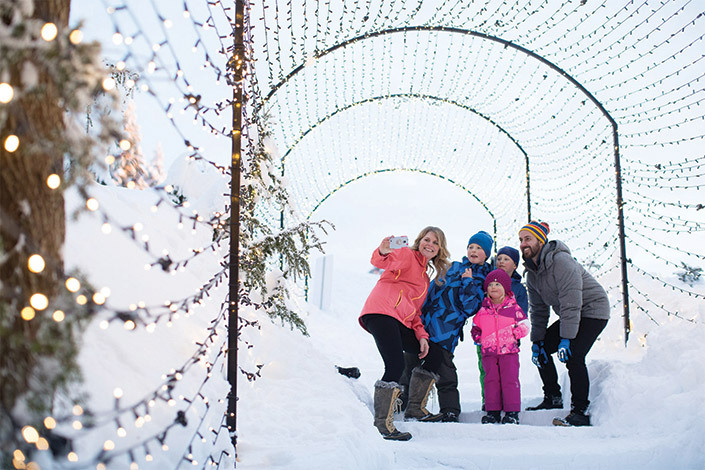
[481,352,521,412]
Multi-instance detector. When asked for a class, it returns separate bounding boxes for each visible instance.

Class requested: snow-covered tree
[233,112,331,335]
[0,0,122,462]
[110,100,165,189]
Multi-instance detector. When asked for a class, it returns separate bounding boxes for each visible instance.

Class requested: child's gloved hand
[531,341,549,368]
[557,338,572,363]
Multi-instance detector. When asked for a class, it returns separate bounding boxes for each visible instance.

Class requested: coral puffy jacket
[359,247,431,341]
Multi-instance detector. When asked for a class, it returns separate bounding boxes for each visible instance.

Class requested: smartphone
[389,236,409,250]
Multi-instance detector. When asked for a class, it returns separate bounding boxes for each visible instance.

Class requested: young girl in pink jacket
[471,268,529,424]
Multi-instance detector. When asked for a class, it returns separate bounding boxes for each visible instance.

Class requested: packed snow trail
[235,264,705,469]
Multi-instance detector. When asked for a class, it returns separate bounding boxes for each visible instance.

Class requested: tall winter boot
[373,381,412,441]
[404,367,443,422]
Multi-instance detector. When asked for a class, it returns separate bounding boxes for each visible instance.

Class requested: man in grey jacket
[519,221,610,426]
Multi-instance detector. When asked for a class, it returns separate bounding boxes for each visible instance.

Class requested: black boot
[441,411,459,423]
[501,411,520,425]
[481,410,501,424]
[525,395,563,411]
[563,409,591,426]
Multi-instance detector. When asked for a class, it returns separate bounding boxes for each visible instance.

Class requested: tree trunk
[0,0,71,412]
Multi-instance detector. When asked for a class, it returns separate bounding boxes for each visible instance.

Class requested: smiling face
[519,230,543,262]
[487,281,506,304]
[496,253,517,276]
[418,231,440,260]
[466,243,487,265]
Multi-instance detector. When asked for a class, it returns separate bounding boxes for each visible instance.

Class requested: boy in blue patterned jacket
[401,231,493,422]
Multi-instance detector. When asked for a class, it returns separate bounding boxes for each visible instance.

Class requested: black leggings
[361,314,443,383]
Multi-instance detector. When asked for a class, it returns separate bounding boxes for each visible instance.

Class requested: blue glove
[557,338,572,363]
[531,341,549,368]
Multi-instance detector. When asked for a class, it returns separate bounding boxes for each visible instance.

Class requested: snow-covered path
[235,263,705,469]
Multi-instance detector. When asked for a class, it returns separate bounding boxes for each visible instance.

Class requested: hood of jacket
[523,240,571,274]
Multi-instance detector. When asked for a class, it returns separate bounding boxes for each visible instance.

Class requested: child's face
[487,281,506,303]
[496,254,516,276]
[467,243,487,264]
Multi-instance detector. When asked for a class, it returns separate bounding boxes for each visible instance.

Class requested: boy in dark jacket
[496,246,528,314]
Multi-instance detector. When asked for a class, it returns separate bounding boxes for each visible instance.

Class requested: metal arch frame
[257,26,630,338]
[277,93,531,221]
[307,167,497,231]
[301,167,499,299]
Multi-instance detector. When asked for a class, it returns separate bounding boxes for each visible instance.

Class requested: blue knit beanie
[467,231,493,258]
[497,246,520,268]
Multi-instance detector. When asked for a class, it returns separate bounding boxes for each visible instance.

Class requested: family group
[358,222,610,441]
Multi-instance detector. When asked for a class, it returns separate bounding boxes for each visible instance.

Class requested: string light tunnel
[4,1,702,469]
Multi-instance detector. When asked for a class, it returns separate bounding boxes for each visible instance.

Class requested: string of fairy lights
[5,0,703,469]
[250,0,704,336]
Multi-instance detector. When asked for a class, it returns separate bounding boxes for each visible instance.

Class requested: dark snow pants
[361,314,443,383]
[537,317,608,413]
[401,346,460,414]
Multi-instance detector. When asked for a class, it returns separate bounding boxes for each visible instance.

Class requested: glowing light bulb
[103,440,115,451]
[68,451,78,462]
[101,223,112,234]
[4,135,19,152]
[22,426,39,443]
[112,33,123,45]
[46,174,61,189]
[21,307,35,320]
[0,83,14,103]
[36,437,49,450]
[52,310,65,322]
[65,277,81,292]
[28,254,45,273]
[102,77,116,91]
[44,417,56,429]
[119,139,131,150]
[113,388,124,399]
[41,23,58,41]
[69,29,83,44]
[86,198,99,211]
[29,293,49,310]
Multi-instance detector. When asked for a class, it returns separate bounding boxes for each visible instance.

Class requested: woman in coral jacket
[359,227,450,441]
[471,269,529,425]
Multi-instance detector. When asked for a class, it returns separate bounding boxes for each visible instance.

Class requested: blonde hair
[411,226,451,285]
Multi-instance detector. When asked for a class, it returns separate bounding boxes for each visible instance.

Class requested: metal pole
[227,0,245,456]
[525,155,531,222]
[612,127,630,345]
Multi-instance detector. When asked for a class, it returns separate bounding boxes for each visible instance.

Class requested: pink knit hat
[484,269,513,296]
